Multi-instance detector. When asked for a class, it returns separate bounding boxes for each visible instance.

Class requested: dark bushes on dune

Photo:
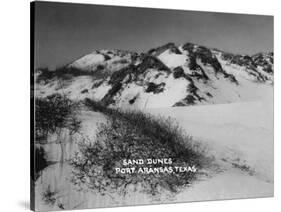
[145,82,165,94]
[108,65,134,85]
[148,42,181,56]
[35,94,81,142]
[71,99,209,196]
[138,55,170,73]
[36,66,94,83]
[173,67,185,79]
[34,94,81,181]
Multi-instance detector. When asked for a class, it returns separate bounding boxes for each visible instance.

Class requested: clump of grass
[71,99,210,196]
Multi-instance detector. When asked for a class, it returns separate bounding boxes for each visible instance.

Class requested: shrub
[128,95,138,104]
[71,99,209,196]
[103,54,111,61]
[182,43,195,53]
[96,64,104,71]
[263,65,273,74]
[35,94,81,142]
[146,82,165,94]
[36,68,54,83]
[91,80,104,89]
[173,67,185,79]
[81,89,88,94]
[183,95,196,105]
[188,55,199,71]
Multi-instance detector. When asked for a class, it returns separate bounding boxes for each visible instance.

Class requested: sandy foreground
[35,97,274,210]
[147,100,273,201]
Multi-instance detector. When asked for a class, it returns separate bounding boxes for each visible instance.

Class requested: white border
[0,0,279,211]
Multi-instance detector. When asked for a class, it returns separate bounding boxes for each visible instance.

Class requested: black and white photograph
[31,1,273,211]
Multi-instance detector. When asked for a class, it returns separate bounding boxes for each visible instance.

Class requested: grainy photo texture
[31,1,273,211]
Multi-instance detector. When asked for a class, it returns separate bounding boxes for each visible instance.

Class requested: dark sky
[34,1,273,69]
